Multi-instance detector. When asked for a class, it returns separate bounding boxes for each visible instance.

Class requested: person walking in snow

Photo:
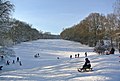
[19,61,22,66]
[57,57,60,59]
[1,56,4,59]
[12,60,15,64]
[17,57,20,62]
[70,55,72,58]
[78,53,80,58]
[75,54,77,58]
[81,58,91,70]
[6,60,10,65]
[85,52,87,57]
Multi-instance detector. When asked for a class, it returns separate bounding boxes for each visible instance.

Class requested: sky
[10,0,116,35]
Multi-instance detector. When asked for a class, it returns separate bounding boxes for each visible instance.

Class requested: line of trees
[0,17,60,46]
[60,0,120,47]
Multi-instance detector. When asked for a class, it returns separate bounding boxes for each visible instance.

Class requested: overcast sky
[11,0,116,35]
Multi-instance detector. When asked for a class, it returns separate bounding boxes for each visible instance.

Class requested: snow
[0,39,120,81]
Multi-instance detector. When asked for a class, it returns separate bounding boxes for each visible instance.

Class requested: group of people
[105,47,115,55]
[70,53,80,58]
[34,53,40,58]
[70,52,88,59]
[6,57,22,66]
[69,52,91,70]
[81,47,116,70]
[80,52,91,70]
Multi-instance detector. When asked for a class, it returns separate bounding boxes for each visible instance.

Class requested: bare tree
[114,0,120,29]
[106,13,118,46]
[85,13,106,46]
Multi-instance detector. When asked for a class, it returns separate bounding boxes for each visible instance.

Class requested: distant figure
[0,56,4,61]
[34,53,40,58]
[78,53,80,58]
[0,66,3,70]
[70,55,72,58]
[81,58,91,70]
[110,47,115,54]
[1,56,4,59]
[6,60,10,65]
[85,52,87,57]
[19,61,22,66]
[37,53,39,56]
[12,60,15,64]
[57,57,60,59]
[75,54,77,58]
[34,54,37,58]
[17,57,20,62]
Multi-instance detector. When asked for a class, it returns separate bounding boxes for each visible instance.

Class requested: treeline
[0,0,60,46]
[60,0,120,47]
[0,18,60,46]
[60,12,120,47]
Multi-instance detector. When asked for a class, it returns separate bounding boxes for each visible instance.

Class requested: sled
[77,68,93,72]
[0,66,3,70]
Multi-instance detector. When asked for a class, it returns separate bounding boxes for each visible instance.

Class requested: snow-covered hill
[0,39,120,81]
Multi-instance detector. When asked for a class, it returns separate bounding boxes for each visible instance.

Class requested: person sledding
[34,53,40,58]
[81,58,91,69]
[78,58,92,72]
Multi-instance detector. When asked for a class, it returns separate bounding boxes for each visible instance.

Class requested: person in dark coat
[19,61,22,66]
[6,60,10,65]
[81,58,91,70]
[75,54,77,58]
[78,53,80,58]
[70,55,72,58]
[1,56,4,59]
[110,47,115,54]
[17,57,20,62]
[85,52,87,57]
[12,60,15,64]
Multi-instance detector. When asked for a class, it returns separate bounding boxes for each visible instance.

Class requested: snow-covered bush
[0,47,16,57]
[94,40,111,54]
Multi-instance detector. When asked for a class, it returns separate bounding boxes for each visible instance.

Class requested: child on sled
[81,58,91,70]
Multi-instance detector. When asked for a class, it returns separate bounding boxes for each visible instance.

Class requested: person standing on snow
[17,57,20,62]
[110,47,115,54]
[70,55,72,58]
[85,52,87,57]
[19,61,22,66]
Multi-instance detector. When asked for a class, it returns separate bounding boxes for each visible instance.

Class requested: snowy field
[0,39,120,81]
